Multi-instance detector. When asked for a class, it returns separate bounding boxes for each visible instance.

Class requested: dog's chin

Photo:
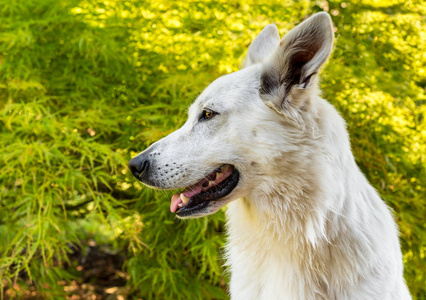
[173,165,240,218]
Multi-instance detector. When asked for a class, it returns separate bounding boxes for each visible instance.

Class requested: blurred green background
[0,0,425,299]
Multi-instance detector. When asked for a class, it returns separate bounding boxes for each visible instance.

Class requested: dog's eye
[200,109,216,120]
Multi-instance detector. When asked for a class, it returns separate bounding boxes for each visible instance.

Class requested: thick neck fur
[225,95,405,300]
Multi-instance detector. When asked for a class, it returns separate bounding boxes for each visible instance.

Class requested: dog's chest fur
[226,193,405,300]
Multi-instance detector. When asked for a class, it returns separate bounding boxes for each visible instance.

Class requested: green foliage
[0,0,425,299]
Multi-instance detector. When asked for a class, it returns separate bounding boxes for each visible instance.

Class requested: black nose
[128,155,150,179]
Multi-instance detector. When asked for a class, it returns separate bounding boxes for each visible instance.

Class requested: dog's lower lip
[175,167,239,217]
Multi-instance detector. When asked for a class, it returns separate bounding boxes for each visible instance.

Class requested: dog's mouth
[170,164,239,217]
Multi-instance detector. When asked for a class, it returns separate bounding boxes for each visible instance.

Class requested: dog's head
[129,12,334,218]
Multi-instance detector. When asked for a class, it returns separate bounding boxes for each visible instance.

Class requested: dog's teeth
[180,193,189,204]
[178,203,183,208]
[215,171,222,180]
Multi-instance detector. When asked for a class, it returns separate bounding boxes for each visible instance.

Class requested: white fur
[132,12,411,299]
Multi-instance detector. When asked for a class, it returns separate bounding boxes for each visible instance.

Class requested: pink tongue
[170,193,182,213]
[169,166,234,213]
[170,185,203,213]
[183,185,203,198]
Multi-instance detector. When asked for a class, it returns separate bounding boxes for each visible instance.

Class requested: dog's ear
[244,24,280,68]
[260,12,334,109]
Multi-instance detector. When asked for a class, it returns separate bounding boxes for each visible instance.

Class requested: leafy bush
[0,0,425,299]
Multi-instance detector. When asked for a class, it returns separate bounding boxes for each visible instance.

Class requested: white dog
[129,12,411,300]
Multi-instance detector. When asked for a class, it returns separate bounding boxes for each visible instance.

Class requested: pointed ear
[260,12,334,109]
[244,24,280,68]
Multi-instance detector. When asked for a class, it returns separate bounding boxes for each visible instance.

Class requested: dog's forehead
[190,66,261,113]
